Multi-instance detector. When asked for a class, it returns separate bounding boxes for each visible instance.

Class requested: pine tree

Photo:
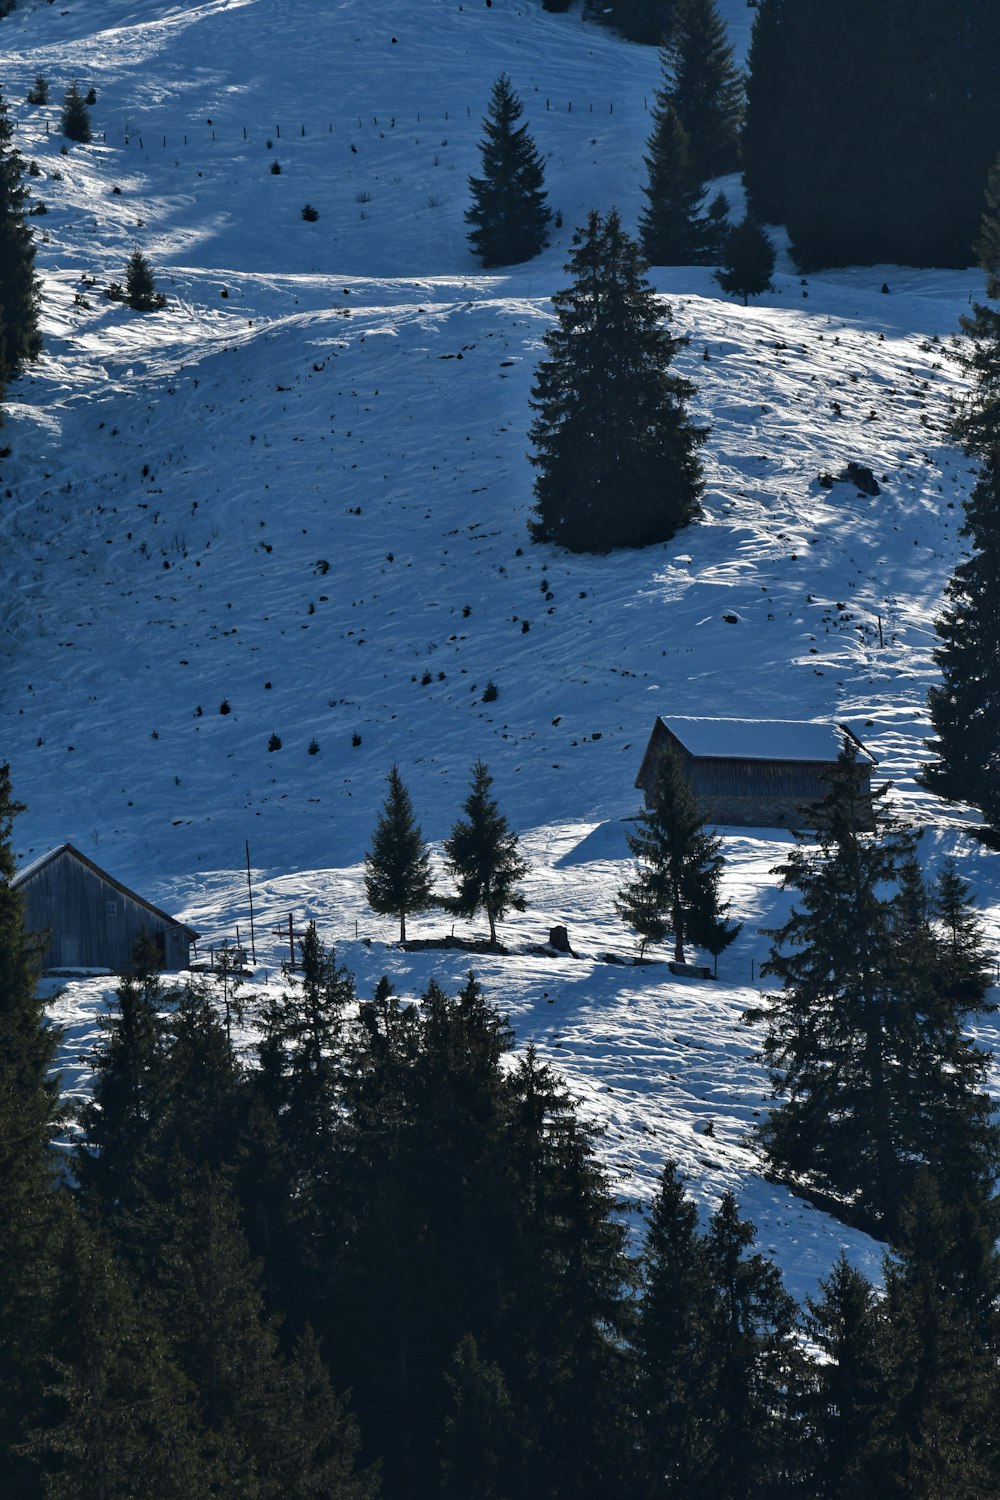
[697,1193,804,1498]
[439,1334,525,1500]
[748,746,1000,1236]
[466,74,550,268]
[802,1254,887,1497]
[60,80,92,144]
[876,1178,1000,1498]
[528,209,706,553]
[364,765,435,941]
[74,934,175,1222]
[124,247,164,311]
[633,1162,717,1498]
[0,88,42,386]
[714,215,776,306]
[921,453,1000,825]
[444,761,528,945]
[34,1212,213,1500]
[741,0,790,223]
[638,98,719,266]
[615,750,739,963]
[659,0,743,181]
[952,158,1000,457]
[0,764,66,1496]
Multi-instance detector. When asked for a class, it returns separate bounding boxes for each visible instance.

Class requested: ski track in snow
[2,0,997,1304]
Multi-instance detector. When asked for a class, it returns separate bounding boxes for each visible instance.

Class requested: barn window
[105,900,117,918]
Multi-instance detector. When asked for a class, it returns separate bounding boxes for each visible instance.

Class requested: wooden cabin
[635,717,877,830]
[12,843,198,971]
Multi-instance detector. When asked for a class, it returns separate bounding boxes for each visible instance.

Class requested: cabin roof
[655,716,877,765]
[12,842,199,939]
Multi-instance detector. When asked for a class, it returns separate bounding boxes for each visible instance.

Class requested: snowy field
[2,0,998,1304]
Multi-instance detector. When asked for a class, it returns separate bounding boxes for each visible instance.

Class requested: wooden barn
[635,717,877,830]
[12,843,198,972]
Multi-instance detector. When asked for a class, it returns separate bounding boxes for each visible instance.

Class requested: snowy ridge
[1,0,998,1301]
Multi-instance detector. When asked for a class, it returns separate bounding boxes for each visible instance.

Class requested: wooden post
[245,838,257,962]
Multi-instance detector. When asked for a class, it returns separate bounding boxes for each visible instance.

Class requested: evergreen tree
[145,1161,375,1498]
[439,1334,525,1500]
[0,88,42,385]
[528,209,706,552]
[466,74,550,268]
[363,765,435,941]
[921,453,1000,825]
[741,0,790,224]
[124,248,164,311]
[25,76,48,107]
[696,1192,804,1497]
[34,1212,213,1500]
[444,761,528,945]
[659,0,743,181]
[615,750,739,963]
[748,746,1000,1237]
[638,98,719,266]
[876,1178,1000,1498]
[633,1162,717,1498]
[714,214,776,306]
[74,935,175,1223]
[0,763,67,1496]
[802,1254,888,1497]
[768,1,1000,271]
[60,80,92,144]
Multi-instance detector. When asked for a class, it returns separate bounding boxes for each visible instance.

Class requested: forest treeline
[4,758,1000,1499]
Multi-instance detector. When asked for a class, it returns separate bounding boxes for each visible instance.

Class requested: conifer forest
[2,0,1000,1495]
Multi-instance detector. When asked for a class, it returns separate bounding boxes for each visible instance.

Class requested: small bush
[482,680,498,703]
[26,76,49,106]
[28,201,48,216]
[219,700,231,715]
[27,160,41,177]
[301,203,319,221]
[270,160,282,174]
[85,86,97,105]
[308,738,320,755]
[268,733,282,752]
[352,732,362,747]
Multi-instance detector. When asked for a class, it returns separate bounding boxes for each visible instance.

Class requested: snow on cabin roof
[659,717,876,765]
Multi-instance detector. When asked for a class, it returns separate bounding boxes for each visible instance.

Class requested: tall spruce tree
[659,0,743,181]
[0,764,66,1496]
[921,452,1000,825]
[0,88,42,387]
[953,151,1000,458]
[638,98,719,266]
[466,74,550,268]
[767,0,1000,270]
[633,1162,717,1498]
[801,1254,887,1497]
[364,765,435,941]
[748,746,1000,1237]
[60,80,92,144]
[741,0,789,224]
[124,247,164,310]
[714,214,775,306]
[875,1177,1000,1498]
[615,750,739,964]
[528,209,706,552]
[696,1193,804,1497]
[444,761,528,945]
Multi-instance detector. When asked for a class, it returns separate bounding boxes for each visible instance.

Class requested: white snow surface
[1,0,998,1305]
[653,715,874,764]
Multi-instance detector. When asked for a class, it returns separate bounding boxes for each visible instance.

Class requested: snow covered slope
[2,0,998,1301]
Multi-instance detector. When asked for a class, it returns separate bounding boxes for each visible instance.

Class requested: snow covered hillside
[1,0,998,1301]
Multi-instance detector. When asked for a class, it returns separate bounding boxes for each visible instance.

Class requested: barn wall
[19,855,190,970]
[641,746,874,829]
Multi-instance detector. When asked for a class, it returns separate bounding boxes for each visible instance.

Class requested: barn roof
[12,843,199,939]
[655,717,877,765]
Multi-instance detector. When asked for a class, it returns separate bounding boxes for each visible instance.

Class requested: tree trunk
[400,910,406,944]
